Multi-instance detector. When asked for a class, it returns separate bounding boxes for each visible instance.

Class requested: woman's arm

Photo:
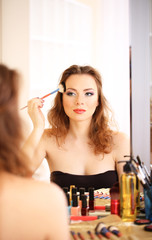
[22,98,46,172]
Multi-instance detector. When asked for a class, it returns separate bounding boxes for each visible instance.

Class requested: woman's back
[0,172,70,240]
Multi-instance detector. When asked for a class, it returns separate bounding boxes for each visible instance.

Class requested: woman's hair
[47,65,117,154]
[0,64,31,176]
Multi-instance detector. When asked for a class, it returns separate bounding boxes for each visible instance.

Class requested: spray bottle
[120,160,137,222]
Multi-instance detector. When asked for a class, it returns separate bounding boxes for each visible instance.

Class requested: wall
[1,0,31,134]
[129,0,151,169]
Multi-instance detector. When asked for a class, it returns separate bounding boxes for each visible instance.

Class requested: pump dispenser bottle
[120,161,137,222]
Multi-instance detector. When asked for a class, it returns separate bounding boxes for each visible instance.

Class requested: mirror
[1,0,151,181]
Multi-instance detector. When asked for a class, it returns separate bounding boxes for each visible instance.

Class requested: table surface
[69,189,151,240]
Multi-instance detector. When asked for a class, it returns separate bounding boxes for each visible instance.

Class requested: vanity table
[69,189,152,240]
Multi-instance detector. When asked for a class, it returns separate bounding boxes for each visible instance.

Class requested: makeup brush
[20,82,66,110]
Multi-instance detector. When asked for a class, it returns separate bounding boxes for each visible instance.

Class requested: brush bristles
[58,82,66,93]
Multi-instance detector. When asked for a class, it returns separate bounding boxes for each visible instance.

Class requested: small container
[66,192,71,216]
[79,187,85,209]
[81,194,88,216]
[71,194,80,216]
[110,183,120,216]
[111,199,120,215]
[70,185,75,206]
[88,187,94,210]
[71,186,77,206]
[62,187,68,194]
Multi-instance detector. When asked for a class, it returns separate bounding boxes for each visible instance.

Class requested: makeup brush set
[125,155,152,221]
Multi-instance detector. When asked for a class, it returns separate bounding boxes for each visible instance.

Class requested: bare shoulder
[25,177,66,202]
[1,174,69,240]
[2,173,67,213]
[113,131,129,147]
[43,128,56,143]
[112,131,130,161]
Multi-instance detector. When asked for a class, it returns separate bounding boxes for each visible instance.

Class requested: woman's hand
[27,98,45,130]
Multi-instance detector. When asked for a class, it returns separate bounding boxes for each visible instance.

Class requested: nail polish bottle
[71,194,80,216]
[110,182,120,216]
[71,187,77,206]
[70,185,75,206]
[81,194,88,216]
[66,192,71,216]
[79,187,85,209]
[63,187,69,194]
[88,187,94,210]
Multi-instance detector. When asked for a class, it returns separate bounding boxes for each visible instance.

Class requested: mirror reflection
[28,0,130,183]
[2,0,151,187]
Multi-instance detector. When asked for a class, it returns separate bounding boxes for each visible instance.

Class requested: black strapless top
[51,170,118,191]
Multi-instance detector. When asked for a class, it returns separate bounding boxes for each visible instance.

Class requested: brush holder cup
[144,186,152,221]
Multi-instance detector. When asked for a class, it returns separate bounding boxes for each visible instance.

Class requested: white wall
[129,0,151,169]
[1,0,31,134]
[95,0,130,135]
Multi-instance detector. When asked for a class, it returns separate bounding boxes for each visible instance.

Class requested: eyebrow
[66,88,95,92]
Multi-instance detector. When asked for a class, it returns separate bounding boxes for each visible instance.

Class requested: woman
[0,64,70,240]
[24,65,130,191]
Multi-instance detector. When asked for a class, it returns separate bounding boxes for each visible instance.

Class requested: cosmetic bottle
[70,185,75,206]
[71,194,80,216]
[79,187,85,209]
[88,187,94,211]
[63,187,68,194]
[110,182,120,216]
[120,161,137,222]
[81,194,88,216]
[66,192,71,216]
[71,187,77,206]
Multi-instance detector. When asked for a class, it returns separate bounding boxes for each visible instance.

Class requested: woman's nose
[75,95,84,105]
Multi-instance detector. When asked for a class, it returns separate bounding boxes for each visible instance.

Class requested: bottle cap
[72,187,77,195]
[81,194,87,208]
[79,187,85,200]
[88,187,94,201]
[66,192,70,206]
[72,194,78,207]
[123,161,132,173]
[63,187,68,193]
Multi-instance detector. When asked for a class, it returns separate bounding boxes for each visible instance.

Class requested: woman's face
[62,74,99,122]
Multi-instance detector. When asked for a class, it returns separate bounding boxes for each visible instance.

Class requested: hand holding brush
[20,83,65,110]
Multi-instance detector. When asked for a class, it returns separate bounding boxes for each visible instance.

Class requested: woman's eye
[66,91,76,96]
[85,92,94,96]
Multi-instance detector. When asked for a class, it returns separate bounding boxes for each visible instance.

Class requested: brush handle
[41,88,59,99]
[20,88,59,110]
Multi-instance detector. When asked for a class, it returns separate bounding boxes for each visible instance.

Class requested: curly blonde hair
[47,65,117,154]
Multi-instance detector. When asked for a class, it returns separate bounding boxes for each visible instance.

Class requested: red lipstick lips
[73,109,86,114]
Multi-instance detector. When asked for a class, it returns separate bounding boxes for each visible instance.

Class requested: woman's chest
[46,140,115,174]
